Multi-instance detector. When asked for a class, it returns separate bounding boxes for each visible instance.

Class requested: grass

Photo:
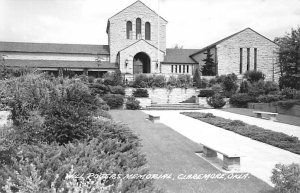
[110,110,271,193]
[181,112,300,155]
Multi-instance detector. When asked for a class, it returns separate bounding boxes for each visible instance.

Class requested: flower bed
[180,112,300,155]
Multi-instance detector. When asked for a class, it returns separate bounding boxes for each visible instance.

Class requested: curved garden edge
[180,112,300,155]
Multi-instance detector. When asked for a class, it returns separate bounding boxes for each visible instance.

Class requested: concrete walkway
[143,110,300,186]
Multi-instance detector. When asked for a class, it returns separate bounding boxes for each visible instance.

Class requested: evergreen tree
[202,49,215,76]
[193,67,202,88]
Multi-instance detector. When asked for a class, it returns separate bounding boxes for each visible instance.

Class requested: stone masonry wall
[108,1,167,64]
[217,28,279,81]
[125,88,197,104]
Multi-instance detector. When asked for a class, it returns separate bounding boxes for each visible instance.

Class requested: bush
[103,70,123,86]
[126,96,141,110]
[102,94,124,109]
[279,75,300,90]
[199,78,209,88]
[277,100,300,109]
[281,87,298,99]
[207,94,226,108]
[208,78,217,87]
[257,94,283,103]
[248,79,265,97]
[152,75,166,88]
[211,84,223,94]
[133,88,149,98]
[193,67,202,88]
[239,80,249,93]
[167,75,178,87]
[109,85,125,95]
[198,89,215,97]
[177,74,192,88]
[132,74,149,88]
[243,70,266,83]
[264,81,279,94]
[271,163,300,193]
[229,93,257,108]
[88,83,109,96]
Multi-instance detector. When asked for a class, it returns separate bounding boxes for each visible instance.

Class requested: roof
[4,59,118,69]
[0,41,110,55]
[162,49,199,64]
[106,0,167,33]
[190,28,279,57]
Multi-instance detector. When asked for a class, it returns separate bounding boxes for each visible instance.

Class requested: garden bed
[181,112,300,155]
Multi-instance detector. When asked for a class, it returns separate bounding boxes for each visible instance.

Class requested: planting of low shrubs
[229,93,257,108]
[167,75,177,87]
[271,163,300,193]
[126,96,141,110]
[132,74,149,88]
[102,94,124,109]
[281,87,298,99]
[133,88,149,98]
[177,74,192,88]
[264,81,279,94]
[248,79,265,97]
[198,89,215,97]
[89,83,109,96]
[243,70,266,83]
[276,99,300,109]
[207,94,226,108]
[181,112,300,155]
[257,94,283,103]
[103,70,123,86]
[152,75,166,88]
[279,75,300,90]
[109,85,125,95]
[208,78,217,87]
[239,80,249,93]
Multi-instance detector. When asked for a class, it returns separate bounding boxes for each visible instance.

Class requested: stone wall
[217,28,279,81]
[108,1,167,64]
[125,88,197,104]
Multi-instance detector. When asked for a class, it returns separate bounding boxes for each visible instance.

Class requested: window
[254,48,257,71]
[126,21,132,39]
[240,48,243,74]
[183,65,185,73]
[247,48,250,71]
[171,65,173,73]
[187,65,189,73]
[145,22,151,40]
[179,65,181,73]
[175,65,178,73]
[136,18,141,39]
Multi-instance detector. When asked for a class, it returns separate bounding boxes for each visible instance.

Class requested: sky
[0,0,299,49]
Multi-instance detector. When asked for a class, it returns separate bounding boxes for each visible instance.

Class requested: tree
[202,49,215,76]
[193,67,202,88]
[173,44,183,49]
[275,27,300,89]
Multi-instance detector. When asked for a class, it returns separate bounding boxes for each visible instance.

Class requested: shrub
[103,70,123,86]
[208,78,217,87]
[198,89,215,97]
[132,74,149,88]
[264,81,279,95]
[88,83,109,96]
[257,94,283,103]
[109,85,125,95]
[207,94,226,108]
[271,163,300,193]
[152,75,166,88]
[239,80,249,93]
[133,88,149,98]
[277,100,300,109]
[211,84,223,94]
[193,67,202,88]
[248,79,265,97]
[167,75,178,87]
[177,74,192,88]
[95,109,112,119]
[279,75,300,90]
[102,94,124,109]
[281,87,298,99]
[229,93,257,108]
[88,76,95,83]
[243,70,266,83]
[126,96,141,110]
[199,78,209,88]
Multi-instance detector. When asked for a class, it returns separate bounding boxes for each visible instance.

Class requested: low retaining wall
[248,103,300,117]
[125,88,198,104]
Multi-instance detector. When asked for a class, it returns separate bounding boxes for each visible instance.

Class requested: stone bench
[253,111,278,121]
[148,114,160,123]
[201,143,241,171]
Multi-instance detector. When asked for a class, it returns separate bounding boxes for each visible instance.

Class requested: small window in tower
[136,18,141,39]
[179,65,181,73]
[171,65,173,73]
[183,65,185,73]
[126,21,132,39]
[145,22,151,40]
[187,65,189,73]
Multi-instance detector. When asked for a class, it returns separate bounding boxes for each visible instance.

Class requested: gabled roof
[0,41,110,55]
[106,0,167,33]
[162,49,198,64]
[5,59,118,69]
[190,28,279,57]
[118,39,165,54]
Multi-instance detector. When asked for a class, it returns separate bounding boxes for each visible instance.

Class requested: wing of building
[0,0,279,81]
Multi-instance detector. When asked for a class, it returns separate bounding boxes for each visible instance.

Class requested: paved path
[143,110,300,186]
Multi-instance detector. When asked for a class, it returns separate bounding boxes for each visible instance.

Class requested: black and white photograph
[0,0,300,192]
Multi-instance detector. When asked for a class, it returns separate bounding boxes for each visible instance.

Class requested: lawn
[110,110,272,193]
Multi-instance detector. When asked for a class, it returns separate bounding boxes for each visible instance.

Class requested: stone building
[0,0,279,81]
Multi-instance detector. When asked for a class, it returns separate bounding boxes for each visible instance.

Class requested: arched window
[145,22,151,40]
[136,18,141,39]
[126,21,132,39]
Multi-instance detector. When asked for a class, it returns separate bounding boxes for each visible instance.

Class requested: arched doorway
[133,52,151,74]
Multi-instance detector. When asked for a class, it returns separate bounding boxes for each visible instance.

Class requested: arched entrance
[133,52,151,74]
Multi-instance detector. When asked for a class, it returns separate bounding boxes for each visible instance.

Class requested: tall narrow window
[183,65,185,73]
[187,65,189,73]
[247,48,250,71]
[179,65,181,73]
[136,18,141,39]
[171,65,173,73]
[240,48,243,74]
[254,48,257,71]
[145,22,151,40]
[175,65,177,73]
[126,21,132,39]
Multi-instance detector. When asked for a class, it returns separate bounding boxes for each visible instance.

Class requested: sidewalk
[143,110,300,186]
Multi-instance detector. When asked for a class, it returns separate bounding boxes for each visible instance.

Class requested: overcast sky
[0,0,299,49]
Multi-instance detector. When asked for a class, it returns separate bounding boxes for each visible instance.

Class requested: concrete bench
[148,114,160,123]
[201,144,241,171]
[253,111,278,121]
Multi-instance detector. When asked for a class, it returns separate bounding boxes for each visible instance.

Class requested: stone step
[145,103,204,110]
[150,103,199,107]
